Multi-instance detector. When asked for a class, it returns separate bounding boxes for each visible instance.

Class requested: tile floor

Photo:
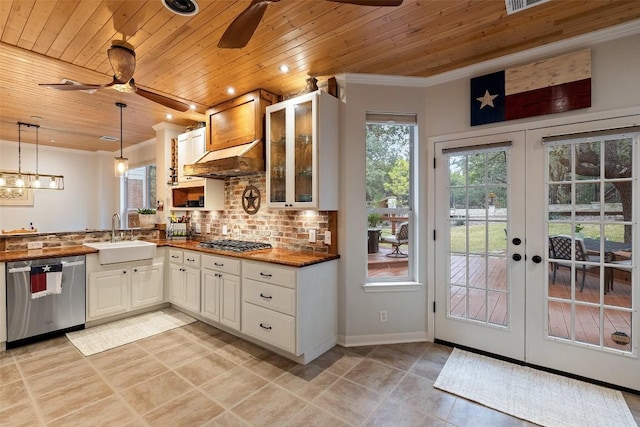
[1,322,639,426]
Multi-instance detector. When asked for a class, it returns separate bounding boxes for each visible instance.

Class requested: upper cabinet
[266,90,339,210]
[177,127,206,184]
[206,89,278,152]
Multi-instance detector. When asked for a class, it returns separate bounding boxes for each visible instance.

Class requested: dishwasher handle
[8,259,85,274]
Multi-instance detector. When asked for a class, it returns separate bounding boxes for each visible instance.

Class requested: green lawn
[449,222,626,253]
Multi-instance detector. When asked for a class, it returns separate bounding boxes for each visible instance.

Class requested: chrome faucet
[111,213,120,243]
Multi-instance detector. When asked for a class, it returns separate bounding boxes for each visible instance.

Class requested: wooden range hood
[184,89,278,178]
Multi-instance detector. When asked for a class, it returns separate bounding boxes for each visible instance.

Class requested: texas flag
[471,49,591,126]
[30,263,63,299]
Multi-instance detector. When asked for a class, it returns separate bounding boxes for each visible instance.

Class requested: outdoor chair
[381,222,409,258]
[549,235,601,291]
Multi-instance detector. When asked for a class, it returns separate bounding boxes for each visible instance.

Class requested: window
[366,113,416,282]
[123,164,156,227]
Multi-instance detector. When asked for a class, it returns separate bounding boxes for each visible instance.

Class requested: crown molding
[342,19,640,88]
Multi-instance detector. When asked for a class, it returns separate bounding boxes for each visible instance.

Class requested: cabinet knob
[133,269,138,272]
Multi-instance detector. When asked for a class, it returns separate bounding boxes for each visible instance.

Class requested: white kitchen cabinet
[201,254,241,331]
[266,90,339,210]
[241,259,338,362]
[169,250,200,313]
[177,127,206,184]
[131,263,164,309]
[88,269,129,319]
[0,262,6,347]
[87,257,165,321]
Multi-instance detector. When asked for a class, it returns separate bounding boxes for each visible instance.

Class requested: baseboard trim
[338,331,429,347]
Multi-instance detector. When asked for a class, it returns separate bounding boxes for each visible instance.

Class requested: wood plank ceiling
[1,0,639,152]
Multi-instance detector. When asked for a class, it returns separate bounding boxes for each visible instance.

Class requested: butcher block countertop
[0,240,339,268]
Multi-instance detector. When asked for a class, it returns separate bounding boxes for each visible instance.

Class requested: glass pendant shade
[114,156,129,177]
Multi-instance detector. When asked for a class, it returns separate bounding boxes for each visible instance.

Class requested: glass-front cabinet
[266,90,339,209]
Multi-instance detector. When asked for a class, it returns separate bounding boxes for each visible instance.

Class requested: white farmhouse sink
[84,240,157,264]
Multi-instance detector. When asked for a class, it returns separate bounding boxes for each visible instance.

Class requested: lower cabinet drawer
[242,303,295,354]
[243,278,296,316]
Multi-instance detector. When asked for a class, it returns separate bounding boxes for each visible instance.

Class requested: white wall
[0,137,158,233]
[337,27,640,345]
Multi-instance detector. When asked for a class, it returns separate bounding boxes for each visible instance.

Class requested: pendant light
[0,122,64,191]
[114,102,129,177]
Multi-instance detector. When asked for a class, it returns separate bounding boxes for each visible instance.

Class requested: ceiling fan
[39,40,190,112]
[218,0,404,49]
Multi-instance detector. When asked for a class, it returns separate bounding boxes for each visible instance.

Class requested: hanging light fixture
[114,102,128,177]
[0,122,64,191]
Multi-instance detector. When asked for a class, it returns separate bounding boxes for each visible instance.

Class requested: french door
[434,121,639,391]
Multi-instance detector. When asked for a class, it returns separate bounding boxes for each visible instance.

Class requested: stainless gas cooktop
[199,240,272,252]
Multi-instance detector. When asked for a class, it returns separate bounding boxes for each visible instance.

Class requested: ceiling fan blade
[39,79,117,91]
[326,0,403,5]
[133,84,190,112]
[217,0,274,49]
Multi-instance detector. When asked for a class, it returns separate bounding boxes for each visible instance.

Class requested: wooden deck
[368,252,632,352]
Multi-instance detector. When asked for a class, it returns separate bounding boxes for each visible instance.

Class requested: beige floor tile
[36,377,114,423]
[624,392,640,424]
[47,394,137,427]
[364,398,433,427]
[367,346,420,371]
[88,342,149,371]
[102,355,168,391]
[144,389,224,427]
[344,345,377,357]
[10,336,70,362]
[0,379,31,411]
[201,366,268,409]
[313,378,384,425]
[285,404,351,427]
[176,352,238,386]
[344,359,406,395]
[274,363,340,401]
[242,353,297,381]
[153,340,211,369]
[215,340,271,364]
[446,397,525,427]
[203,411,250,427]
[308,345,364,376]
[179,321,224,339]
[0,362,21,384]
[231,384,307,426]
[390,374,456,420]
[135,329,191,354]
[25,359,98,396]
[409,343,453,381]
[386,342,431,357]
[197,333,241,352]
[120,371,193,415]
[17,346,83,377]
[0,350,15,368]
[0,400,42,427]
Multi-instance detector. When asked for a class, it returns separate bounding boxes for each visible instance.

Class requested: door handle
[532,255,542,264]
[512,253,522,261]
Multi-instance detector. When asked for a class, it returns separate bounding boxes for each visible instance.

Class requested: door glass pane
[546,134,635,354]
[446,147,509,328]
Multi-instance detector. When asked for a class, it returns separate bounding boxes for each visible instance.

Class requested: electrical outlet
[222,224,228,235]
[28,241,43,250]
[205,223,211,233]
[324,230,331,245]
[309,229,316,243]
[379,310,388,323]
[195,223,201,233]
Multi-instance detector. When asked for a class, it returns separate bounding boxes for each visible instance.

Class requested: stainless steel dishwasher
[6,255,86,348]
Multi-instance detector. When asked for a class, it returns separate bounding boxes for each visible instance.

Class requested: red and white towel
[30,263,63,299]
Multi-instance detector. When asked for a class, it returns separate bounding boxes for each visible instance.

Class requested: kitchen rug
[434,348,637,427]
[66,308,196,356]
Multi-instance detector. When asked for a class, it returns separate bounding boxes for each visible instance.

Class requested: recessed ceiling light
[279,64,290,73]
[227,87,235,95]
[162,0,199,16]
[189,104,197,110]
[166,113,173,119]
[49,139,56,143]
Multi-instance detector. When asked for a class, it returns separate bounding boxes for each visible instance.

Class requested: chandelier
[0,122,64,191]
